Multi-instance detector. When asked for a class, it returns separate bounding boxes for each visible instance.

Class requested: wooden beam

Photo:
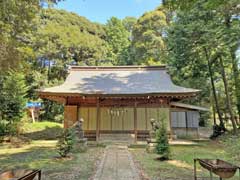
[134,100,137,143]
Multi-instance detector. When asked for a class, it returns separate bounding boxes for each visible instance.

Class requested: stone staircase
[99,134,135,144]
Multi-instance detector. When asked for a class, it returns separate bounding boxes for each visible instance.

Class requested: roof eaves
[171,102,210,111]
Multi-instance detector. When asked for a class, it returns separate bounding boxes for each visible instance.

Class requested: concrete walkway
[93,145,140,180]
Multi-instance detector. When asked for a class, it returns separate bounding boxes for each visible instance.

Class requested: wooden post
[169,108,173,139]
[77,105,79,121]
[194,159,197,180]
[30,108,35,123]
[87,108,90,130]
[134,100,137,143]
[96,97,100,142]
[145,107,148,130]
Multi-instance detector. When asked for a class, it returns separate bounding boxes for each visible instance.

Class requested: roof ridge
[70,65,167,71]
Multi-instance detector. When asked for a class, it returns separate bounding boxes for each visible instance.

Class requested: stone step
[99,134,135,143]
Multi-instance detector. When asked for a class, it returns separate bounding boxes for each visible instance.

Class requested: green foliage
[57,128,75,157]
[25,70,47,99]
[34,9,107,67]
[199,112,210,127]
[219,130,240,161]
[40,100,64,122]
[0,71,28,136]
[131,8,168,65]
[0,0,61,71]
[105,17,131,65]
[2,71,28,122]
[155,116,170,160]
[165,0,240,131]
[0,121,6,141]
[122,17,137,32]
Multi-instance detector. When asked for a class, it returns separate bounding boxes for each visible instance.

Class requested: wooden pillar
[87,108,90,130]
[169,108,173,139]
[30,108,35,123]
[145,107,148,130]
[96,97,100,141]
[194,159,197,180]
[77,105,79,121]
[134,100,137,143]
[168,98,174,139]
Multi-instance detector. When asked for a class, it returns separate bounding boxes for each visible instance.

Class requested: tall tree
[31,9,108,82]
[0,71,28,135]
[165,0,240,133]
[123,17,137,33]
[105,17,131,65]
[0,0,62,71]
[131,8,168,65]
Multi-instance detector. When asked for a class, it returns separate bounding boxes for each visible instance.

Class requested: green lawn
[2,122,240,180]
[0,122,104,180]
[0,140,104,180]
[21,121,63,140]
[131,139,240,180]
[22,121,63,132]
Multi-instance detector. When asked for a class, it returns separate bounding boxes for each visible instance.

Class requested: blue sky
[56,0,161,24]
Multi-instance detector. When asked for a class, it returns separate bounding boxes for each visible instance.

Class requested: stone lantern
[73,118,88,152]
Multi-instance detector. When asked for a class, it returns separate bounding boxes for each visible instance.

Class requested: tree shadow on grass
[0,145,105,180]
[0,146,57,169]
[22,126,63,140]
[0,146,79,180]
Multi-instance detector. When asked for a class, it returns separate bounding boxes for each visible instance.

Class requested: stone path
[93,145,140,180]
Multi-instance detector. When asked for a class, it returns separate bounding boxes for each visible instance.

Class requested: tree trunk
[218,56,237,133]
[230,49,240,125]
[210,91,217,125]
[204,48,225,130]
[224,13,240,128]
[212,104,216,125]
[47,60,51,84]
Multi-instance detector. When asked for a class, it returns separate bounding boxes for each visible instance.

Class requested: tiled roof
[38,66,200,96]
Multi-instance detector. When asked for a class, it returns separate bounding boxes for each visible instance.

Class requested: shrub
[0,71,27,136]
[40,100,64,122]
[0,122,6,142]
[57,128,75,158]
[210,124,225,139]
[155,117,170,160]
[199,111,210,127]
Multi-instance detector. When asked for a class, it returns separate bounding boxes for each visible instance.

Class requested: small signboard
[26,102,42,108]
[26,102,42,123]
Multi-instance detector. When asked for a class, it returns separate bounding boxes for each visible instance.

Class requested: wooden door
[100,107,134,131]
[79,107,97,130]
[123,108,134,130]
[112,112,123,130]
